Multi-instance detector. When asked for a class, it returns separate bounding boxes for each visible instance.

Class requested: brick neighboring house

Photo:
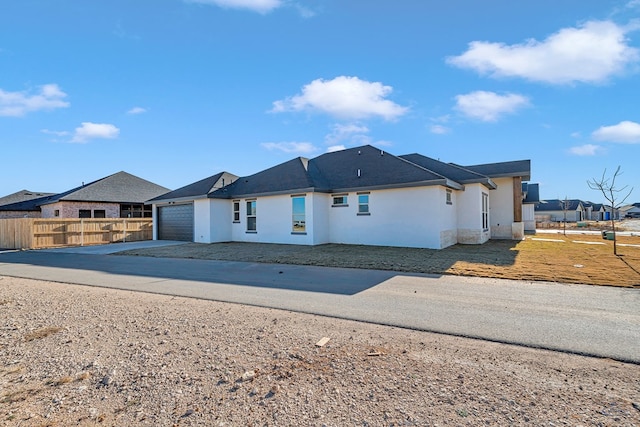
[0,172,170,219]
[0,190,55,219]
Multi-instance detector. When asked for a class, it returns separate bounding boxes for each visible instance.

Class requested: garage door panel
[158,204,194,241]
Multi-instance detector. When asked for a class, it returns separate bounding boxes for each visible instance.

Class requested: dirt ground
[2,277,639,426]
[118,231,640,288]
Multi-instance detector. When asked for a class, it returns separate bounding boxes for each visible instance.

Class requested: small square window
[79,209,91,218]
[54,209,60,217]
[94,210,106,218]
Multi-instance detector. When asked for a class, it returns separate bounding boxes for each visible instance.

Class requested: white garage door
[158,204,194,241]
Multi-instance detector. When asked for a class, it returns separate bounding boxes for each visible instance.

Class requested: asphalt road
[1,244,638,363]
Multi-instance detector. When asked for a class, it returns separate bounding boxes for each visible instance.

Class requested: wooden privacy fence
[0,218,153,250]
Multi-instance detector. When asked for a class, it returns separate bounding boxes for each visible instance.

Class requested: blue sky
[1,0,639,203]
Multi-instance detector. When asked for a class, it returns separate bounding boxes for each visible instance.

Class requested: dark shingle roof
[210,145,463,199]
[462,160,531,181]
[147,172,237,202]
[39,171,170,206]
[211,158,315,199]
[201,144,531,199]
[535,199,583,211]
[0,195,51,212]
[399,153,497,189]
[0,190,54,207]
[311,145,451,192]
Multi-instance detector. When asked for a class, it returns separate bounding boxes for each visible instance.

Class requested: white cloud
[454,91,530,122]
[327,145,346,153]
[187,0,281,13]
[447,20,639,84]
[271,76,408,121]
[324,123,371,146]
[571,131,582,138]
[71,122,120,143]
[569,144,602,156]
[0,84,69,117]
[592,120,640,143]
[41,129,71,137]
[429,124,451,134]
[261,141,318,155]
[127,106,147,115]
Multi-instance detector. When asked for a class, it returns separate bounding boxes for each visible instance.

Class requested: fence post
[123,219,127,243]
[80,219,84,246]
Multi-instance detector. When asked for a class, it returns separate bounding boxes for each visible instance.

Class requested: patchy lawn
[117,234,640,288]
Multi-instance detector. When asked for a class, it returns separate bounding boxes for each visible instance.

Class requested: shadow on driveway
[0,250,421,295]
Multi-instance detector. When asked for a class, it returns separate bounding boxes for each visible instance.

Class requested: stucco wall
[194,199,212,243]
[523,204,536,231]
[40,202,120,218]
[326,186,451,249]
[455,183,490,244]
[209,199,232,242]
[229,194,315,245]
[489,178,515,239]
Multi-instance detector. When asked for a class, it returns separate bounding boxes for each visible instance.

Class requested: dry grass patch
[23,327,63,342]
[117,235,640,287]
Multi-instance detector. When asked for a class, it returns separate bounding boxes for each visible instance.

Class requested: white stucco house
[148,145,532,249]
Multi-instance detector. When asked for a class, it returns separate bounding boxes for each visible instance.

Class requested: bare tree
[587,166,633,255]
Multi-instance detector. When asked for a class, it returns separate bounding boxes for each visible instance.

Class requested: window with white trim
[291,196,306,233]
[482,193,489,230]
[233,200,240,222]
[332,194,348,207]
[357,193,369,215]
[446,189,452,205]
[246,200,256,232]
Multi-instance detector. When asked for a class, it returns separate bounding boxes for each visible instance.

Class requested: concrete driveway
[0,245,638,363]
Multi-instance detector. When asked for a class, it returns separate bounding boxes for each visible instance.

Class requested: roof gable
[40,171,170,206]
[399,153,497,189]
[308,145,451,192]
[211,158,314,198]
[148,172,237,202]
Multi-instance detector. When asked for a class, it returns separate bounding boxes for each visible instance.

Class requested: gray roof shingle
[199,144,530,199]
[0,190,54,208]
[462,160,531,181]
[147,172,237,202]
[399,154,497,189]
[39,171,170,206]
[209,145,466,199]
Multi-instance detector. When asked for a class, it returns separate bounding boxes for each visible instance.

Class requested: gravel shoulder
[2,276,639,426]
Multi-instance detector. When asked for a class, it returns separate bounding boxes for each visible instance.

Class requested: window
[233,201,240,222]
[79,209,91,218]
[292,196,306,233]
[482,193,489,230]
[120,204,152,218]
[54,210,60,217]
[246,200,256,232]
[93,210,106,218]
[332,194,348,207]
[446,189,452,205]
[357,193,369,215]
